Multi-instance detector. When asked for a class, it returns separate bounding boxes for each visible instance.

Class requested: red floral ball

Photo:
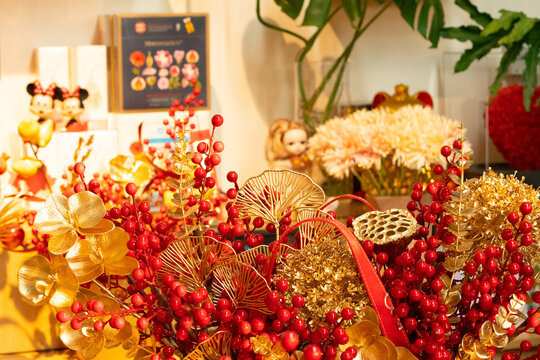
[488,84,540,170]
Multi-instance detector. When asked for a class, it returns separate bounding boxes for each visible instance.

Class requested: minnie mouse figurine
[26,81,62,123]
[61,86,89,131]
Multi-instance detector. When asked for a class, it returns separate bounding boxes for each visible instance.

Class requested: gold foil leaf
[158,236,236,291]
[234,170,325,224]
[352,209,417,244]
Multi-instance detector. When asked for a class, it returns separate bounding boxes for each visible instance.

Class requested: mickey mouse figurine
[26,81,62,123]
[61,86,89,131]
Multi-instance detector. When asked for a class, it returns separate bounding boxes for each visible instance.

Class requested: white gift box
[69,45,109,122]
[37,46,69,87]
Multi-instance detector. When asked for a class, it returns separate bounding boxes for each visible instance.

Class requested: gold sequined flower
[65,227,139,284]
[444,170,540,263]
[34,192,114,254]
[341,315,417,360]
[18,254,78,307]
[276,238,369,328]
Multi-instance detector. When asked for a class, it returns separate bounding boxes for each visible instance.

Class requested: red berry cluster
[359,139,540,359]
[56,298,140,333]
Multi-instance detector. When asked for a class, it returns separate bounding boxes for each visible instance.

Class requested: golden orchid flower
[65,227,139,284]
[18,254,78,307]
[34,191,114,254]
[60,318,134,359]
[340,308,417,360]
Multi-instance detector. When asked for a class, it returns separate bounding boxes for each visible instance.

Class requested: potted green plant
[257,0,540,131]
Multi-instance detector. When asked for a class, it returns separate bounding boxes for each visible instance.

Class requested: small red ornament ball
[126,182,138,196]
[281,330,300,352]
[211,114,224,127]
[303,344,323,360]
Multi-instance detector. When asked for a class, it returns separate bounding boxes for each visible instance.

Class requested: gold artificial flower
[34,191,114,254]
[60,318,134,359]
[109,154,155,188]
[18,254,78,307]
[65,227,139,284]
[340,308,417,360]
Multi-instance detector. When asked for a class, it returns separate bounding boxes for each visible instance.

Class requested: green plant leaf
[273,0,304,19]
[440,25,484,43]
[454,38,499,73]
[481,10,523,37]
[341,0,364,23]
[393,0,416,28]
[454,0,492,27]
[498,17,538,45]
[302,0,332,28]
[489,41,523,97]
[393,0,444,47]
[523,32,540,111]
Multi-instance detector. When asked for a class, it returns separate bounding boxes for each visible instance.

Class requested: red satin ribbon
[267,217,410,348]
[320,194,375,212]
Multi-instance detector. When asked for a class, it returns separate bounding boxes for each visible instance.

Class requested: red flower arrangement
[8,96,540,360]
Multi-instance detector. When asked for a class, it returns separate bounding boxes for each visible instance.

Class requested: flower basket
[6,100,540,360]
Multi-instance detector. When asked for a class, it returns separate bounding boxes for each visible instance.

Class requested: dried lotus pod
[352,209,418,258]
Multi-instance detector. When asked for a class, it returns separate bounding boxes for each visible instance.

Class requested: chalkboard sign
[113,14,209,112]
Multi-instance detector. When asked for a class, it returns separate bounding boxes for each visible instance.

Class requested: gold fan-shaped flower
[65,227,139,284]
[237,243,297,269]
[158,236,236,291]
[212,260,273,314]
[34,192,114,254]
[183,331,232,360]
[234,170,325,225]
[18,254,78,307]
[295,209,341,248]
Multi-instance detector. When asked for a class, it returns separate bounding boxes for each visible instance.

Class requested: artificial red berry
[56,311,70,323]
[74,162,86,175]
[211,114,224,127]
[520,202,533,215]
[226,171,238,183]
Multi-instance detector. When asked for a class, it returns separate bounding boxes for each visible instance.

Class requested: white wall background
[1,0,539,185]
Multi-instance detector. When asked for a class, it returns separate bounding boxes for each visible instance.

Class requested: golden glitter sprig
[443,169,540,264]
[276,237,370,328]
